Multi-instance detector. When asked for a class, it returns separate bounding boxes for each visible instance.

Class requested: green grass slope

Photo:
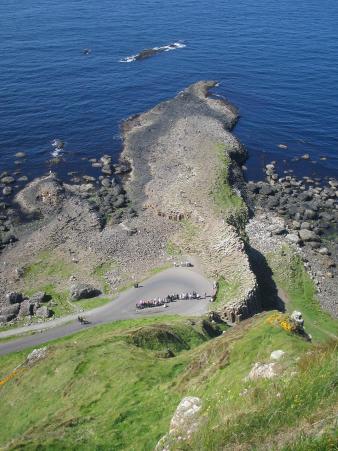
[267,245,338,342]
[0,312,336,450]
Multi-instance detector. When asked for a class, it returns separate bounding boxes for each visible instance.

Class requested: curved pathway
[0,267,213,356]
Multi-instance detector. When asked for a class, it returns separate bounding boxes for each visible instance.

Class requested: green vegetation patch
[0,317,217,450]
[166,240,182,257]
[23,250,77,283]
[211,143,248,234]
[267,245,338,342]
[126,321,221,353]
[188,338,337,450]
[0,314,336,450]
[92,260,118,294]
[213,276,241,307]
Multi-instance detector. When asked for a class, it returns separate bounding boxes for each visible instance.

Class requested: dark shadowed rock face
[5,292,23,305]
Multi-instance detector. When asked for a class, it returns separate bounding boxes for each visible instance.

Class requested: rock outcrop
[155,396,202,451]
[70,284,101,301]
[246,362,279,380]
[122,81,260,322]
[0,81,261,324]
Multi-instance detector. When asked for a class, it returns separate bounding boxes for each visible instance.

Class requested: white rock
[155,396,202,450]
[26,347,47,364]
[169,396,202,433]
[270,350,285,361]
[286,233,300,244]
[246,362,279,380]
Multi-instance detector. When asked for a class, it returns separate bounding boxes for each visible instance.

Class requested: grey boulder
[35,306,53,318]
[70,283,101,301]
[299,229,320,242]
[29,292,49,304]
[19,299,34,317]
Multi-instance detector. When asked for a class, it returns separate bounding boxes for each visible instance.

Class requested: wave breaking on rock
[119,41,186,63]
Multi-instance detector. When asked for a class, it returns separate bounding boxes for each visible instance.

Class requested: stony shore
[0,80,337,326]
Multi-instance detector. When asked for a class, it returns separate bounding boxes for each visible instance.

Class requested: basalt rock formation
[122,81,260,322]
[0,81,261,324]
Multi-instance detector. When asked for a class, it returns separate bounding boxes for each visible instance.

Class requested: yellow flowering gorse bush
[266,313,296,333]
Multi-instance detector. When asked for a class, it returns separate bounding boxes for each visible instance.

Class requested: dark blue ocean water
[1,0,338,183]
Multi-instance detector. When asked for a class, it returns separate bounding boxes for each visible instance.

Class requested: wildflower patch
[266,313,297,334]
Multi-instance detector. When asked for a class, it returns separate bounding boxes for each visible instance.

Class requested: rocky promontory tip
[122,80,259,322]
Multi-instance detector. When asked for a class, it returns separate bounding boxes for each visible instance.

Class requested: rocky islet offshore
[0,81,337,325]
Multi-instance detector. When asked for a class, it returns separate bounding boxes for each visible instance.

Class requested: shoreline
[0,81,337,330]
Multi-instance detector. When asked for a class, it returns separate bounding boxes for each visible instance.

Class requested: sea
[1,0,338,184]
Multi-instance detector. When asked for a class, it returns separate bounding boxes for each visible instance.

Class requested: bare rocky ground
[0,81,259,326]
[122,81,258,322]
[246,161,338,317]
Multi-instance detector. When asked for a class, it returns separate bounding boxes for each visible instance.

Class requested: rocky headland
[0,81,337,326]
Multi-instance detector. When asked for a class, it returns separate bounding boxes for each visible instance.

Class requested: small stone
[308,241,321,249]
[101,178,111,187]
[291,311,304,331]
[29,292,49,304]
[82,175,96,182]
[26,347,47,363]
[19,299,34,317]
[1,176,15,184]
[300,222,311,230]
[260,184,275,196]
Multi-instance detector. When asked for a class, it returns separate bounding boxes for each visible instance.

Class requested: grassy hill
[0,309,336,450]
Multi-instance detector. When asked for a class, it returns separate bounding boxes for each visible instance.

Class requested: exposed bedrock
[0,81,261,324]
[122,80,260,322]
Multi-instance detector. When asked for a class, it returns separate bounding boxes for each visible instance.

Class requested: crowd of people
[136,291,201,310]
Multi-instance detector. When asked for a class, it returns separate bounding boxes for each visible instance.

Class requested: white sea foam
[119,41,186,63]
[51,148,62,157]
[51,138,64,156]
